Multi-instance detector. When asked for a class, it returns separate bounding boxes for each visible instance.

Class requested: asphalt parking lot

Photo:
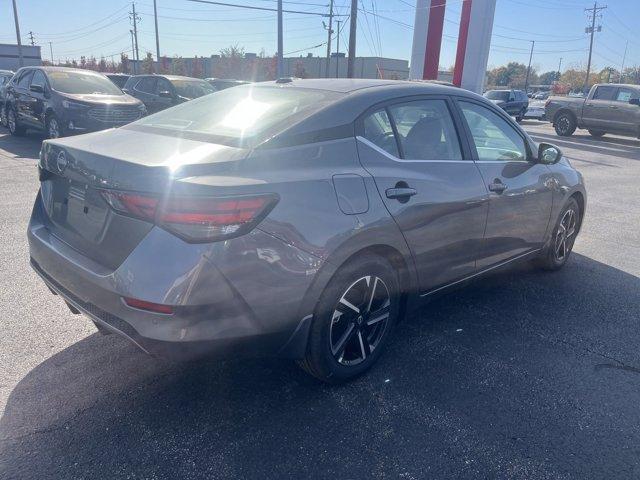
[1,121,639,479]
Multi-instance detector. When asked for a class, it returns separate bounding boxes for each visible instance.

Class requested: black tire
[588,129,606,138]
[299,254,401,383]
[46,114,64,139]
[535,198,580,271]
[516,109,525,123]
[7,107,25,136]
[554,112,577,136]
[0,104,7,128]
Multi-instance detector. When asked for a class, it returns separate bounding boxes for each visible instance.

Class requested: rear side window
[459,101,527,162]
[615,88,639,103]
[135,77,157,94]
[363,109,399,157]
[593,86,616,100]
[388,100,463,161]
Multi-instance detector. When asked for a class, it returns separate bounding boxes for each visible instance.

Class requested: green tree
[172,56,186,75]
[213,45,245,79]
[142,52,155,74]
[538,70,559,85]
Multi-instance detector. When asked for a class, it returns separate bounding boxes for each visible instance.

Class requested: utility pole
[153,0,161,64]
[28,31,35,46]
[524,40,535,94]
[346,0,357,78]
[130,30,136,74]
[584,1,606,93]
[276,0,284,78]
[11,0,24,68]
[130,2,141,73]
[335,19,341,78]
[49,42,54,64]
[557,57,563,81]
[619,40,628,83]
[324,0,334,78]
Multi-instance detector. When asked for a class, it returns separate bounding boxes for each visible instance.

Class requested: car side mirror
[538,142,562,164]
[29,84,44,93]
[158,90,173,98]
[629,98,640,106]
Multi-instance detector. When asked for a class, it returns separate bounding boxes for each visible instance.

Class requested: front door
[356,97,488,293]
[25,70,47,127]
[455,99,553,268]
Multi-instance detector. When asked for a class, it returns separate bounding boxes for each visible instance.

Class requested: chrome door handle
[385,187,417,200]
[488,181,507,193]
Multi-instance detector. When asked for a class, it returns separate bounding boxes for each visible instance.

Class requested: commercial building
[0,44,42,71]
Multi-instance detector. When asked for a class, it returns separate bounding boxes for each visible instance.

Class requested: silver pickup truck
[545,83,640,138]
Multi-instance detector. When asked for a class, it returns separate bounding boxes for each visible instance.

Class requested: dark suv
[484,89,529,122]
[4,66,145,138]
[0,70,15,127]
[123,74,215,113]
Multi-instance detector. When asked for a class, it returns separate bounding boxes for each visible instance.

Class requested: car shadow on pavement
[2,253,640,479]
[0,127,44,161]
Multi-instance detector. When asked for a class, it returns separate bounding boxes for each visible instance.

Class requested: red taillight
[123,297,174,314]
[101,190,278,243]
[159,195,278,242]
[100,190,159,222]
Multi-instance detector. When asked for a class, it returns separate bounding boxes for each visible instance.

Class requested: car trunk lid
[38,128,249,270]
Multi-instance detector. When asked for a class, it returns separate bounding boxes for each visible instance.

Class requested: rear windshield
[127,85,341,144]
[48,70,123,95]
[172,79,216,99]
[484,91,510,101]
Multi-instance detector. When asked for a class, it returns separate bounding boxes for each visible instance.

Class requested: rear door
[582,85,616,130]
[609,87,640,134]
[155,77,177,111]
[132,76,158,112]
[455,99,553,268]
[356,96,488,293]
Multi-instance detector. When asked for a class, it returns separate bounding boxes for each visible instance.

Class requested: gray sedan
[28,79,586,383]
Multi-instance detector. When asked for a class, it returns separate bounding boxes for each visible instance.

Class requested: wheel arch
[569,190,585,233]
[279,240,417,359]
[553,108,577,125]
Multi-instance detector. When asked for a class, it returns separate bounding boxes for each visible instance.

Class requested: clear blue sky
[2,0,638,74]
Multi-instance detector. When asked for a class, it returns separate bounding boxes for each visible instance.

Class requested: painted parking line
[528,135,631,153]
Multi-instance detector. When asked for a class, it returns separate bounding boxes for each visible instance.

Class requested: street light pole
[524,40,535,94]
[153,0,161,64]
[11,0,24,68]
[346,0,357,78]
[335,19,341,78]
[49,42,54,64]
[324,0,334,78]
[277,0,284,78]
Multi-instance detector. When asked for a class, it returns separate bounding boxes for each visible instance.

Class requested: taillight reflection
[100,190,278,243]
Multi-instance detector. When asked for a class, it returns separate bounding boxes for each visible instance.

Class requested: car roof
[132,74,206,82]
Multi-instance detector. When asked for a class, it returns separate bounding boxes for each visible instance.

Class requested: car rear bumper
[28,192,321,359]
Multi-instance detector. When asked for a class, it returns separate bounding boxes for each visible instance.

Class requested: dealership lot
[1,122,639,479]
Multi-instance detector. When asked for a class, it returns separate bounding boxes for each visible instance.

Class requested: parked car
[534,91,550,100]
[524,100,546,120]
[545,83,640,138]
[4,67,145,139]
[483,89,529,122]
[105,73,130,89]
[205,78,251,91]
[28,79,585,383]
[0,69,14,127]
[124,74,215,113]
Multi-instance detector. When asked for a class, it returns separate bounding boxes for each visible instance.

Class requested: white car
[524,101,546,120]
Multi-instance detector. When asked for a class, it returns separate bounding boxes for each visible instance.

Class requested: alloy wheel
[7,109,16,133]
[329,275,391,366]
[48,118,60,139]
[557,116,570,135]
[554,208,577,261]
